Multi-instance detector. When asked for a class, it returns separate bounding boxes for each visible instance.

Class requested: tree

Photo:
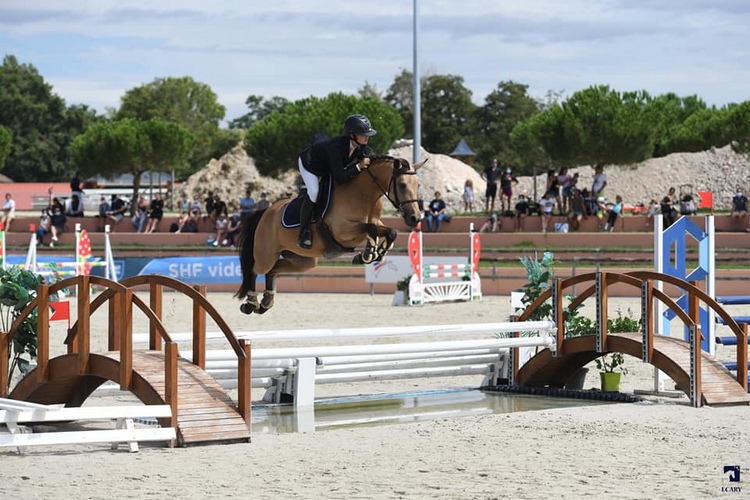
[420,74,476,155]
[0,125,10,170]
[117,77,224,176]
[0,55,93,181]
[384,69,416,139]
[71,118,195,209]
[469,81,540,170]
[649,93,707,157]
[228,95,290,130]
[245,92,404,177]
[512,85,657,169]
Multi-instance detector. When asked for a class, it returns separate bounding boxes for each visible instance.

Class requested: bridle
[365,156,420,215]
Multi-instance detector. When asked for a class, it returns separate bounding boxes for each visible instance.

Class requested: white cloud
[2,0,748,123]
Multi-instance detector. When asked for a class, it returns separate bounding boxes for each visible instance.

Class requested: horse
[235,155,425,314]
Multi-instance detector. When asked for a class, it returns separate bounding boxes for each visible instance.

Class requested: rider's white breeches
[298,157,320,203]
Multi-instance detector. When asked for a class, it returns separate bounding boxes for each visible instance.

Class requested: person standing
[239,189,256,217]
[539,191,555,233]
[462,179,474,213]
[591,165,607,199]
[482,159,499,213]
[514,194,530,232]
[499,167,518,214]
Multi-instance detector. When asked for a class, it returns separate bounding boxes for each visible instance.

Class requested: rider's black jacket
[300,135,371,185]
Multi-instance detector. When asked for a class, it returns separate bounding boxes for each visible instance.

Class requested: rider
[296,114,377,249]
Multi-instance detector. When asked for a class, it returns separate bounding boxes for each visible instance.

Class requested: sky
[2,1,749,125]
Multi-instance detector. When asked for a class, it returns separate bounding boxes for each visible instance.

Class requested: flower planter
[600,372,622,392]
[564,367,589,391]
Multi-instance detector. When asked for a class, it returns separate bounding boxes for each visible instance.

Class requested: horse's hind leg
[239,273,262,315]
[256,274,276,315]
[256,254,317,314]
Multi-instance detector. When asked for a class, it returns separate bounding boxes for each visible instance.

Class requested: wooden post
[596,272,608,352]
[510,314,519,385]
[192,285,206,369]
[642,280,654,363]
[688,287,702,407]
[554,278,564,356]
[76,275,91,374]
[237,340,251,428]
[164,341,179,431]
[738,323,748,391]
[119,289,133,391]
[108,293,119,351]
[0,332,8,397]
[36,284,50,384]
[149,282,162,351]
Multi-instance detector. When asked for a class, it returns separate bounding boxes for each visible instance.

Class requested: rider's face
[351,134,370,145]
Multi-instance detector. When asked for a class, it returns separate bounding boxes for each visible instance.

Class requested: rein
[365,156,419,214]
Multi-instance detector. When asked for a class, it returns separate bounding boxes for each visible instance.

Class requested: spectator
[1,193,15,231]
[226,206,243,247]
[567,188,587,231]
[482,159,499,213]
[660,190,677,228]
[499,167,518,214]
[144,192,164,233]
[210,193,228,222]
[644,199,660,228]
[178,192,190,218]
[604,195,623,232]
[591,165,607,199]
[539,191,555,233]
[49,203,66,247]
[479,212,500,233]
[257,192,270,211]
[66,191,84,217]
[679,193,697,216]
[240,189,256,216]
[425,191,448,233]
[177,195,202,233]
[731,187,748,230]
[69,175,83,194]
[594,196,608,230]
[95,196,110,231]
[36,208,52,245]
[558,166,572,213]
[106,194,127,230]
[462,179,474,213]
[514,195,530,232]
[546,168,561,215]
[204,191,215,218]
[131,195,149,233]
[212,212,229,247]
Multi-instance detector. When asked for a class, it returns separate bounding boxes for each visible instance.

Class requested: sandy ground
[2,292,749,500]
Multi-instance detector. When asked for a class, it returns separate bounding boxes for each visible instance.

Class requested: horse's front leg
[257,274,276,314]
[352,223,397,265]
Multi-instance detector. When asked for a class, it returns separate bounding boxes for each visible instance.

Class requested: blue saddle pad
[282,175,333,228]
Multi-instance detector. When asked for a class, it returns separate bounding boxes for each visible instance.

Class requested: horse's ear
[413,158,429,171]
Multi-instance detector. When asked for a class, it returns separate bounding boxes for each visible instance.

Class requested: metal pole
[412,0,421,165]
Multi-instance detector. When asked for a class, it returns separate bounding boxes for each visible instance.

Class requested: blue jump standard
[716,296,750,305]
[722,361,750,372]
[715,336,750,346]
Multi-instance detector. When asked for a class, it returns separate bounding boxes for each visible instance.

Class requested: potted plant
[595,309,639,392]
[393,274,412,306]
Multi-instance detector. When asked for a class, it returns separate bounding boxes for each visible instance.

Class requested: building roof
[450,138,475,157]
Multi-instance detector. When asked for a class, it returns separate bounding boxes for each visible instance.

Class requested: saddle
[281,175,333,228]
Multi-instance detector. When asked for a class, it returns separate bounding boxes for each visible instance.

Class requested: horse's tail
[235,208,267,298]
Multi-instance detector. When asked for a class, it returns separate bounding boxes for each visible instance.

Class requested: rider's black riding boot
[297,196,315,249]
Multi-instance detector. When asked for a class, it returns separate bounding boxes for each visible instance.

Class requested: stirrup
[298,228,313,249]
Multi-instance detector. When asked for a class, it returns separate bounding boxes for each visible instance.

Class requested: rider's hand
[361,157,370,168]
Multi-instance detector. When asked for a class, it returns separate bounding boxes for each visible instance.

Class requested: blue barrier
[717,316,750,325]
[715,336,750,346]
[716,296,750,305]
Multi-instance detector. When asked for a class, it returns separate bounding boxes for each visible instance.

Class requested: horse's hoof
[256,306,270,315]
[240,303,256,315]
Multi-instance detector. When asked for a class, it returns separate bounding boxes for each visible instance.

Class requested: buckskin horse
[235,155,425,314]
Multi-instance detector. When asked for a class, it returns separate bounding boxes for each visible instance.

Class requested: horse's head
[388,157,424,229]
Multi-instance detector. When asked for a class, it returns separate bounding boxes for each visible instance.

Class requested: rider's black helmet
[344,114,377,137]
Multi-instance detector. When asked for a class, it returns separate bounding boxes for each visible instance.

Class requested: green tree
[469,81,541,170]
[71,118,195,209]
[0,55,94,181]
[244,92,403,177]
[0,125,10,169]
[228,95,290,130]
[117,76,224,176]
[649,93,707,157]
[420,74,476,155]
[724,101,750,155]
[384,69,416,139]
[512,85,657,169]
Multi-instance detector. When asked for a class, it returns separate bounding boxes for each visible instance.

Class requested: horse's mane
[369,154,410,170]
